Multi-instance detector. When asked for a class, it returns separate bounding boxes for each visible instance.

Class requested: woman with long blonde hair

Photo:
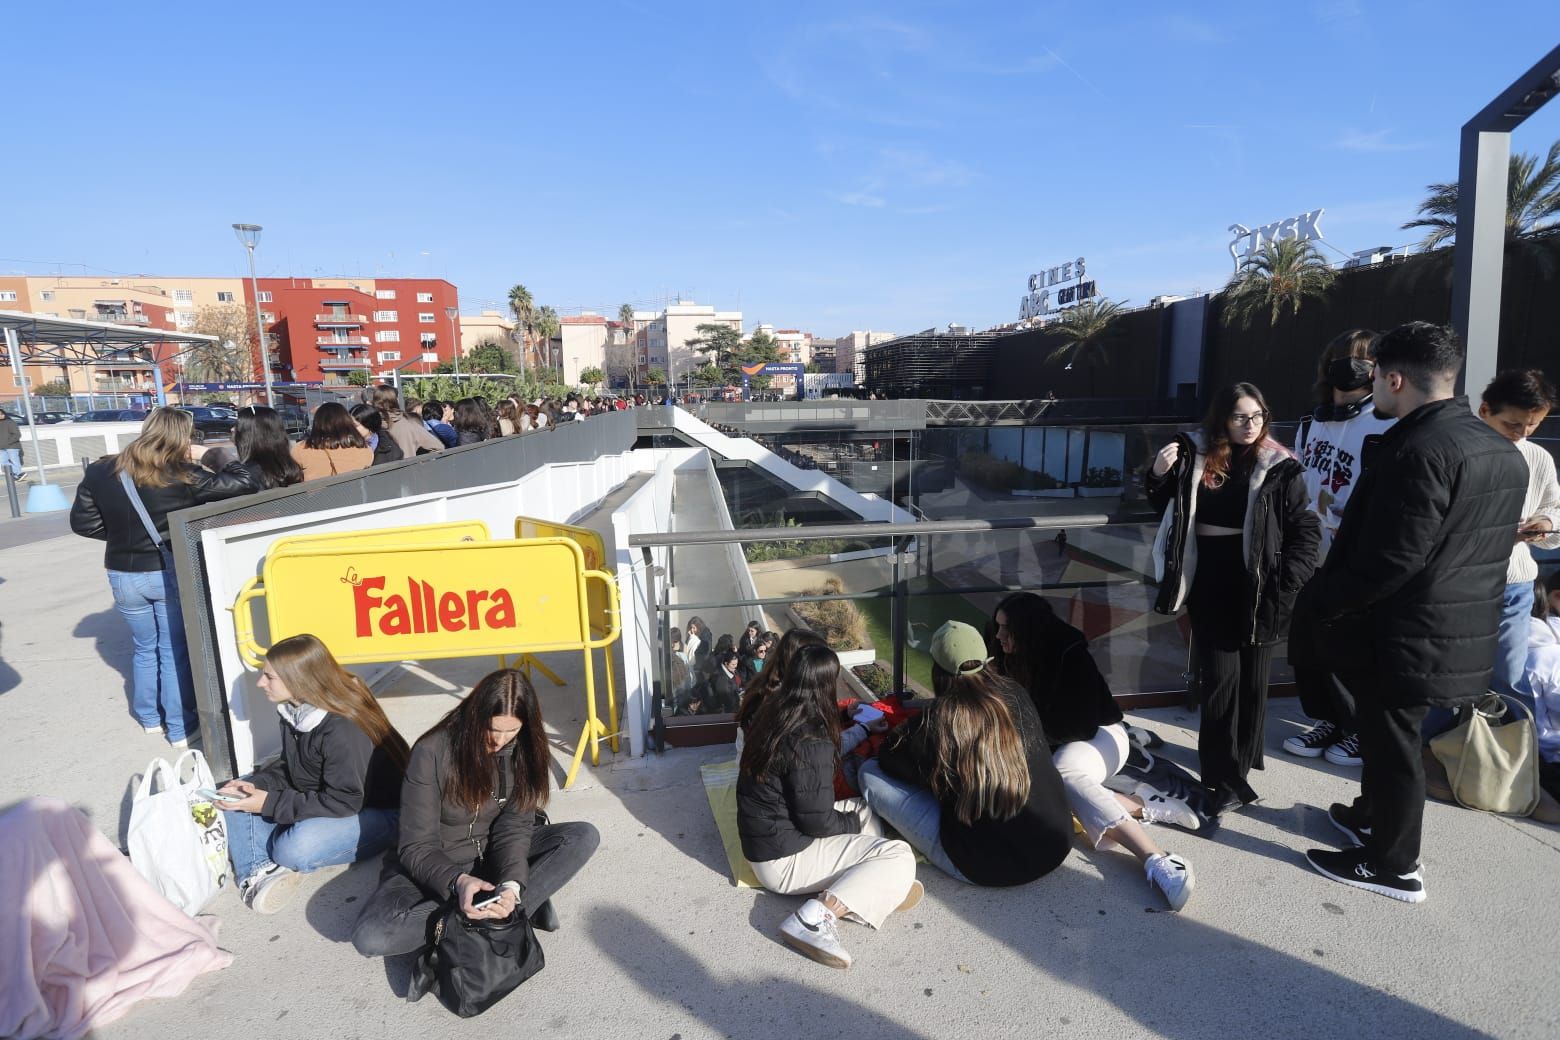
[70,407,258,747]
[858,621,1072,888]
[216,634,409,914]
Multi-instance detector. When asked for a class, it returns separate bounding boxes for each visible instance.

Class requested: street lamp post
[445,306,460,377]
[231,223,275,408]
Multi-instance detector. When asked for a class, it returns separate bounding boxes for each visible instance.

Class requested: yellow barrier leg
[515,652,567,686]
[605,643,621,754]
[562,650,607,789]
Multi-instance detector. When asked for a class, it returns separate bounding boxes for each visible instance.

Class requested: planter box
[1011,487,1075,499]
[785,605,876,671]
[1078,485,1124,498]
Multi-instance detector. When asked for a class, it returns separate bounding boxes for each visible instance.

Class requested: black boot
[529,899,560,932]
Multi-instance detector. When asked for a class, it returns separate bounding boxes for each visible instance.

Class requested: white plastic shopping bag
[127,749,230,915]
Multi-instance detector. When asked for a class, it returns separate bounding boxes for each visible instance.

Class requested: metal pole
[447,307,461,377]
[1450,127,1510,403]
[5,327,50,487]
[244,245,275,408]
[4,466,18,519]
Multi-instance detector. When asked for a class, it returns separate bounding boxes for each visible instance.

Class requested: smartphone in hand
[471,892,504,911]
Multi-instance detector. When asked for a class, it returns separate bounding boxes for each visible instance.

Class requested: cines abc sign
[1020,257,1095,320]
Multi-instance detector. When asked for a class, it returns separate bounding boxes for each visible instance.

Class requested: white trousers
[1052,723,1132,849]
[749,798,916,928]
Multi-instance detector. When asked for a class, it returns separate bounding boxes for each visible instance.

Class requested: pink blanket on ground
[0,797,233,1040]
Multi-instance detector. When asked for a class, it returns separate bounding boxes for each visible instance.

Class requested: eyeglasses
[1229,412,1268,427]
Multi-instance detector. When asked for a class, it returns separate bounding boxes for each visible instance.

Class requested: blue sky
[4,2,1558,336]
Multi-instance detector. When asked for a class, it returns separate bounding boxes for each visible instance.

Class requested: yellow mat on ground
[701,758,760,888]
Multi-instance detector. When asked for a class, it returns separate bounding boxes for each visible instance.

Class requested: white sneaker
[241,863,300,915]
[1146,852,1194,911]
[1134,783,1202,832]
[1283,720,1337,758]
[895,879,925,913]
[779,899,852,969]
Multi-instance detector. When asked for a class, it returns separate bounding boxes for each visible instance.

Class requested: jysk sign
[1020,258,1095,320]
[1227,208,1325,269]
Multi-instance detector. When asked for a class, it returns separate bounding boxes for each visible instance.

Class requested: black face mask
[1325,356,1374,392]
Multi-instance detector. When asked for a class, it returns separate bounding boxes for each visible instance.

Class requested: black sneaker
[1305,846,1425,904]
[1283,720,1337,758]
[1327,802,1371,847]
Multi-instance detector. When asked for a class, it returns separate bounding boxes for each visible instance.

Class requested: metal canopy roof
[0,309,219,367]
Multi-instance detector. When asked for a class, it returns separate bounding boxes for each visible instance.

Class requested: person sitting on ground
[858,622,1087,894]
[420,399,458,448]
[451,397,490,446]
[350,404,403,467]
[292,402,373,480]
[734,628,827,749]
[986,596,1198,904]
[737,644,920,969]
[371,385,442,457]
[222,405,304,490]
[219,634,408,914]
[352,668,600,957]
[1476,369,1560,710]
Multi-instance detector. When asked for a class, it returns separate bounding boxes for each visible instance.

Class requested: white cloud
[835,191,888,208]
[1333,129,1427,153]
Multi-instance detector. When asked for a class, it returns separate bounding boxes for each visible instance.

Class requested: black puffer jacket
[1301,396,1527,707]
[737,735,859,863]
[70,457,260,572]
[396,727,537,898]
[249,711,403,825]
[993,618,1123,749]
[1146,434,1321,646]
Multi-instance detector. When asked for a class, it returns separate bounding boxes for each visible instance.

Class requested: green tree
[33,379,72,397]
[507,284,536,372]
[687,322,743,377]
[690,363,725,387]
[646,367,667,386]
[1218,239,1336,330]
[618,302,638,387]
[534,306,561,379]
[464,340,519,374]
[1044,297,1128,397]
[579,365,605,387]
[346,369,370,387]
[1403,140,1560,249]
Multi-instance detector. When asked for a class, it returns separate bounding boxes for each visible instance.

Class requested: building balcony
[314,313,368,326]
[317,336,371,348]
[319,357,372,370]
[95,312,151,326]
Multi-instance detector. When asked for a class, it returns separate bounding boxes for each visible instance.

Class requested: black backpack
[408,902,545,1017]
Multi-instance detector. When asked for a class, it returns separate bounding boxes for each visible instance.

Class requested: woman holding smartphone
[218,634,409,914]
[351,669,599,957]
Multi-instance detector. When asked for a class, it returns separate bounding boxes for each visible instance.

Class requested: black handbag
[408,901,545,1017]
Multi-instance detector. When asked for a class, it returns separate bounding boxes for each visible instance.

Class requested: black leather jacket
[70,457,260,572]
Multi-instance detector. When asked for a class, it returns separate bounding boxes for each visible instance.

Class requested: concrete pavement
[2,525,1557,1040]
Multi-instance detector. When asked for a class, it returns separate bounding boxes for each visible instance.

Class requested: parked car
[276,404,309,439]
[176,406,238,444]
[75,409,149,423]
[17,411,74,424]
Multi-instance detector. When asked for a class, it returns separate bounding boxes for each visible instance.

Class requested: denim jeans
[0,448,20,479]
[1493,581,1535,710]
[107,568,198,742]
[857,759,969,882]
[224,805,400,884]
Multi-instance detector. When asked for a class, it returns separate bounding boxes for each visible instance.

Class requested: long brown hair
[305,402,367,450]
[115,407,197,487]
[740,644,840,783]
[370,384,402,418]
[919,665,1031,825]
[735,627,825,731]
[1199,381,1282,489]
[264,634,410,770]
[436,669,550,813]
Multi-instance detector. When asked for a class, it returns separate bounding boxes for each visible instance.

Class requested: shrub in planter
[1083,466,1123,488]
[852,663,893,697]
[791,578,868,652]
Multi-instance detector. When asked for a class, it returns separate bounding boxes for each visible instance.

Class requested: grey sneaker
[1283,720,1337,758]
[241,863,301,915]
[1146,852,1194,911]
[779,899,851,969]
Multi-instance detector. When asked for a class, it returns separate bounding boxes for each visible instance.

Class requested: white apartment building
[835,330,897,385]
[629,300,743,385]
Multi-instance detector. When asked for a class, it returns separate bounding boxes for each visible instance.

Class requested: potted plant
[1078,465,1124,498]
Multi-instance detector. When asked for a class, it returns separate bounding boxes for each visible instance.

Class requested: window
[375,330,401,343]
[377,350,401,362]
[68,308,85,318]
[416,292,434,303]
[173,289,193,304]
[175,311,195,329]
[372,310,398,322]
[260,312,275,323]
[256,291,272,303]
[0,291,15,302]
[419,332,437,344]
[418,312,436,323]
[40,290,53,301]
[375,289,397,300]
[216,291,234,303]
[421,352,439,363]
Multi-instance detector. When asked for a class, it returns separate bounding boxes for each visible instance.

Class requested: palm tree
[1402,140,1560,249]
[1218,239,1336,330]
[1044,298,1127,398]
[535,305,561,379]
[507,284,535,373]
[618,302,637,388]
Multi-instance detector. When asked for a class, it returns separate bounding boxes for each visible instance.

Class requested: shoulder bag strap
[118,469,164,547]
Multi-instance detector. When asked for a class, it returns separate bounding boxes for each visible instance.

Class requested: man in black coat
[1298,322,1527,903]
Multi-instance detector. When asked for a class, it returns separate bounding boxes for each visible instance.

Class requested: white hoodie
[1296,401,1396,559]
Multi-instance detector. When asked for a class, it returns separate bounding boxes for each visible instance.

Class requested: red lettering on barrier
[439,591,465,631]
[351,577,520,637]
[354,577,387,637]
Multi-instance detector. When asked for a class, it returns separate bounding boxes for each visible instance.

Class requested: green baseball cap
[929,621,989,676]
